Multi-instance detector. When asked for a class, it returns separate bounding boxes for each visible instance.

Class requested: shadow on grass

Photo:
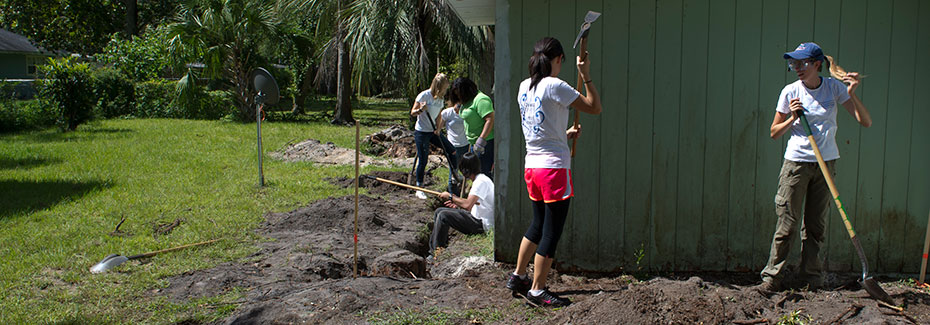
[0,156,60,170]
[24,128,135,144]
[51,314,113,325]
[0,179,111,219]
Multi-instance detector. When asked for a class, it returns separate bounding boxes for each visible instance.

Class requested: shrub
[92,67,135,118]
[0,100,56,133]
[134,79,177,118]
[37,58,95,131]
[196,90,232,120]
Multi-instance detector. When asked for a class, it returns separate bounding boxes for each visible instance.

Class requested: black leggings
[524,199,571,258]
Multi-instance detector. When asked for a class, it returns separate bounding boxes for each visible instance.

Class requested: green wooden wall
[493,0,930,273]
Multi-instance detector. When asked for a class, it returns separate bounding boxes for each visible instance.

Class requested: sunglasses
[787,59,816,72]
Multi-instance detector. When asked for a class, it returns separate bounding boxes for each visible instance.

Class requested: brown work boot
[754,281,782,294]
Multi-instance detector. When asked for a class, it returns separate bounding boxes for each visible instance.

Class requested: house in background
[0,28,53,80]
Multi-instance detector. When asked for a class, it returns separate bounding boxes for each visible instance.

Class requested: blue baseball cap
[783,42,825,61]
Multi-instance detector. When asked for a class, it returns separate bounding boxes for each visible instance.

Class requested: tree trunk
[125,0,137,36]
[291,65,314,115]
[331,6,354,125]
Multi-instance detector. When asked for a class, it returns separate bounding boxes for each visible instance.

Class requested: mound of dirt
[161,193,434,303]
[269,137,450,169]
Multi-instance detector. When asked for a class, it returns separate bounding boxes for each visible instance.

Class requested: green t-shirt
[461,91,494,143]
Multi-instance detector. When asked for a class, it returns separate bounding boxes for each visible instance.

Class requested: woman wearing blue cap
[758,42,872,292]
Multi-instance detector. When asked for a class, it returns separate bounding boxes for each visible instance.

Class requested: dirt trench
[158,168,930,324]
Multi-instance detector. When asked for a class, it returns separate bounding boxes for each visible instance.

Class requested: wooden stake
[920,209,930,285]
[354,120,359,278]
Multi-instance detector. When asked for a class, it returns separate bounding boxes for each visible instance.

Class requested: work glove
[473,137,487,155]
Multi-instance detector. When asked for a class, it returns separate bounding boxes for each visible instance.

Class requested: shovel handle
[571,37,589,158]
[128,238,221,260]
[363,175,479,205]
[363,175,443,196]
[798,112,868,276]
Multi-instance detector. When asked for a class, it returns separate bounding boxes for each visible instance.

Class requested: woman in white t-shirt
[429,152,494,261]
[758,42,872,292]
[505,37,601,307]
[410,73,455,199]
[436,104,470,193]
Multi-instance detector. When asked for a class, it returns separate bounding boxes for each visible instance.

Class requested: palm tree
[289,0,490,125]
[344,0,491,97]
[167,0,284,121]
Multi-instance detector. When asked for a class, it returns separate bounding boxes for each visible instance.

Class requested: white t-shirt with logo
[469,173,495,231]
[414,89,444,132]
[775,77,850,162]
[517,77,580,169]
[440,107,468,147]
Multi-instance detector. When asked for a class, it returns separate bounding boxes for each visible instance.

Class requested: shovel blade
[860,277,895,305]
[90,254,129,274]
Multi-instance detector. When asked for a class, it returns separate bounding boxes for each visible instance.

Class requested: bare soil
[162,139,930,324]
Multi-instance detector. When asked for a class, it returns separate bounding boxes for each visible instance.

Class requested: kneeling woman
[429,152,494,260]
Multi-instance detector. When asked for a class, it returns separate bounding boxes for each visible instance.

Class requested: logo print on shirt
[520,93,544,135]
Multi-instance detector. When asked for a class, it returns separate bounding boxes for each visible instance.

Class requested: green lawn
[0,101,424,323]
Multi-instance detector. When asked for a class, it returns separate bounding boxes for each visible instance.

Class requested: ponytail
[529,52,552,91]
[825,55,848,81]
[528,37,565,91]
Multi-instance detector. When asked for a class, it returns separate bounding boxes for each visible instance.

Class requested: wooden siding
[494,0,930,273]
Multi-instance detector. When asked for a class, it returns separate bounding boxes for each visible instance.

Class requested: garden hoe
[571,10,601,157]
[90,239,221,274]
[797,110,894,305]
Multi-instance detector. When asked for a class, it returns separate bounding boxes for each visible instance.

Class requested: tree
[344,0,490,97]
[291,0,490,125]
[0,0,124,54]
[167,0,284,121]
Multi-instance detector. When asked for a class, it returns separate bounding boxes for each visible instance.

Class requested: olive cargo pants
[760,159,836,287]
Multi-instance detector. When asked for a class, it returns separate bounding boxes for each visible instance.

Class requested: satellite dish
[251,67,279,106]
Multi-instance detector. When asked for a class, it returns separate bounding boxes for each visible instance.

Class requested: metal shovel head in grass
[90,239,221,274]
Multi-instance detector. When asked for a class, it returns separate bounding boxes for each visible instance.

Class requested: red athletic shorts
[524,168,574,203]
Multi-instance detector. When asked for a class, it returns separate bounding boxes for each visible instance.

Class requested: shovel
[90,239,221,274]
[796,110,894,305]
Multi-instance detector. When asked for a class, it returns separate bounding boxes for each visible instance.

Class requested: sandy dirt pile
[268,126,449,168]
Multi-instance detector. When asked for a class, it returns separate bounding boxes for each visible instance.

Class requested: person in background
[411,73,455,199]
[428,152,493,262]
[436,101,470,194]
[449,77,494,179]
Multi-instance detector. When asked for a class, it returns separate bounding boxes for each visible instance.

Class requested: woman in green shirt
[449,77,494,179]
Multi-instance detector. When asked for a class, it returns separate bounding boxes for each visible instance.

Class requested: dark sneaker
[527,289,571,307]
[506,274,532,294]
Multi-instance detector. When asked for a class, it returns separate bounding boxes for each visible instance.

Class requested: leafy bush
[92,67,135,118]
[98,29,173,81]
[0,100,56,133]
[37,58,95,131]
[196,90,232,120]
[134,79,177,118]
